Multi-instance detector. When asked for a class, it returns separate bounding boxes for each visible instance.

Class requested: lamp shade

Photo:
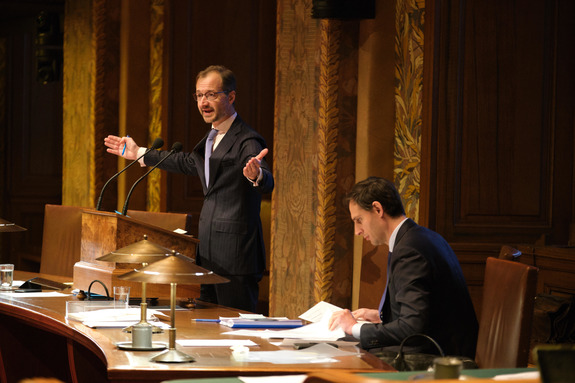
[96,235,171,263]
[119,252,229,285]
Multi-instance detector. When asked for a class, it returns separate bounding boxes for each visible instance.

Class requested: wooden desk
[0,272,389,383]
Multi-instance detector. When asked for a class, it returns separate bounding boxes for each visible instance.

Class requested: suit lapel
[205,120,241,191]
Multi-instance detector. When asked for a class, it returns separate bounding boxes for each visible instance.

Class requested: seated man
[329,177,478,358]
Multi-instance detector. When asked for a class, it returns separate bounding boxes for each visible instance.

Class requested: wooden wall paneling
[147,0,165,212]
[63,0,95,208]
[354,0,396,310]
[0,2,64,269]
[423,0,575,247]
[516,245,575,297]
[272,0,359,317]
[115,0,151,213]
[314,19,358,310]
[93,0,122,213]
[271,0,321,318]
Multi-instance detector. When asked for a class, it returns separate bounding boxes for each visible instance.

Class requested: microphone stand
[96,138,164,211]
[121,142,183,216]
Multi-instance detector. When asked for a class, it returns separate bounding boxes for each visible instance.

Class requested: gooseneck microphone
[121,142,183,216]
[96,137,164,211]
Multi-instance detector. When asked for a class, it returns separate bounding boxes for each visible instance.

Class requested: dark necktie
[204,128,218,186]
[378,251,392,312]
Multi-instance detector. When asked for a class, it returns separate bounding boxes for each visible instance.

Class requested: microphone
[121,142,183,216]
[96,137,164,211]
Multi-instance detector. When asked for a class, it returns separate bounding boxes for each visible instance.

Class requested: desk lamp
[119,251,229,363]
[96,235,171,343]
[0,218,26,232]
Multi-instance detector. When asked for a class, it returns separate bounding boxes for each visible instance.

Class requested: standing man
[329,177,478,358]
[105,65,274,312]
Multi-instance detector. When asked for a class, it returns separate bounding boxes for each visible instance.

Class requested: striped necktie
[204,128,218,186]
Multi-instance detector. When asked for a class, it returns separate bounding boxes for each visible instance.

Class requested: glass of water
[0,264,14,290]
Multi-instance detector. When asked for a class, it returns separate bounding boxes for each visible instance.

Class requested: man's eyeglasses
[193,91,228,101]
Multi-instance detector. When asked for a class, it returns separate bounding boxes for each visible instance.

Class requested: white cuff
[352,321,367,339]
[137,147,147,167]
[246,168,263,187]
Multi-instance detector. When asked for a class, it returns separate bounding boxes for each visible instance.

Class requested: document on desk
[232,343,358,364]
[224,301,345,340]
[67,307,168,327]
[0,291,69,298]
[176,339,258,347]
[298,300,343,323]
[238,375,307,383]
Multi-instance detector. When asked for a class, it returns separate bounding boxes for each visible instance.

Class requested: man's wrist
[247,168,263,186]
[137,147,147,166]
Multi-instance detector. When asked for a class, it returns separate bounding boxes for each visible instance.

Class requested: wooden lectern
[74,210,201,299]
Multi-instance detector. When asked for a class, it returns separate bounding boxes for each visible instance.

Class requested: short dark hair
[347,177,406,217]
[196,65,236,93]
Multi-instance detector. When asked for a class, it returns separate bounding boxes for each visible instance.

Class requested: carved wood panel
[423,0,575,247]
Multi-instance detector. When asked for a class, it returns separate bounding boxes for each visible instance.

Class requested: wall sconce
[35,11,63,84]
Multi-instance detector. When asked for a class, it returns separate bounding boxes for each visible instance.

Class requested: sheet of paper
[493,371,540,380]
[239,375,307,383]
[83,321,170,329]
[279,338,358,348]
[67,308,166,322]
[176,339,258,347]
[0,291,70,298]
[232,343,357,364]
[298,301,342,323]
[239,313,267,319]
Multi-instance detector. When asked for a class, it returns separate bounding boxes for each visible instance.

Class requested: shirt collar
[388,217,408,253]
[212,112,237,134]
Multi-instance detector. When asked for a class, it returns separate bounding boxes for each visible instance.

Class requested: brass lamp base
[150,328,195,363]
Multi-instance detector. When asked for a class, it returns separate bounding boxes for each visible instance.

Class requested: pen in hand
[122,135,129,156]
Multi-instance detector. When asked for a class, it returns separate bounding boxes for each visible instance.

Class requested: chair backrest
[40,204,84,277]
[475,257,538,368]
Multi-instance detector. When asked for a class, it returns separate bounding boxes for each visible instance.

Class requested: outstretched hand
[104,135,140,160]
[243,148,268,181]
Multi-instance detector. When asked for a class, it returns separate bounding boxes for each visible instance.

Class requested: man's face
[349,200,389,246]
[195,72,235,126]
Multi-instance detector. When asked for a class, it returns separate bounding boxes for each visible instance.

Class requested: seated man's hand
[352,308,381,323]
[328,309,357,335]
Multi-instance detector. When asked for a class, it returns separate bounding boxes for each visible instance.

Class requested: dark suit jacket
[360,219,478,358]
[143,116,274,276]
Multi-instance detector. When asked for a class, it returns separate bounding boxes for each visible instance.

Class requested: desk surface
[161,368,539,383]
[0,271,389,383]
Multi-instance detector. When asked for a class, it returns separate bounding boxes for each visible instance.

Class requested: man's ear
[227,90,236,104]
[372,201,385,217]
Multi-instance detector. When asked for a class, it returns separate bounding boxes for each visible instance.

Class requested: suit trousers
[199,274,261,313]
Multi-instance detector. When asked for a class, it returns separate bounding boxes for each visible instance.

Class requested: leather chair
[475,257,538,368]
